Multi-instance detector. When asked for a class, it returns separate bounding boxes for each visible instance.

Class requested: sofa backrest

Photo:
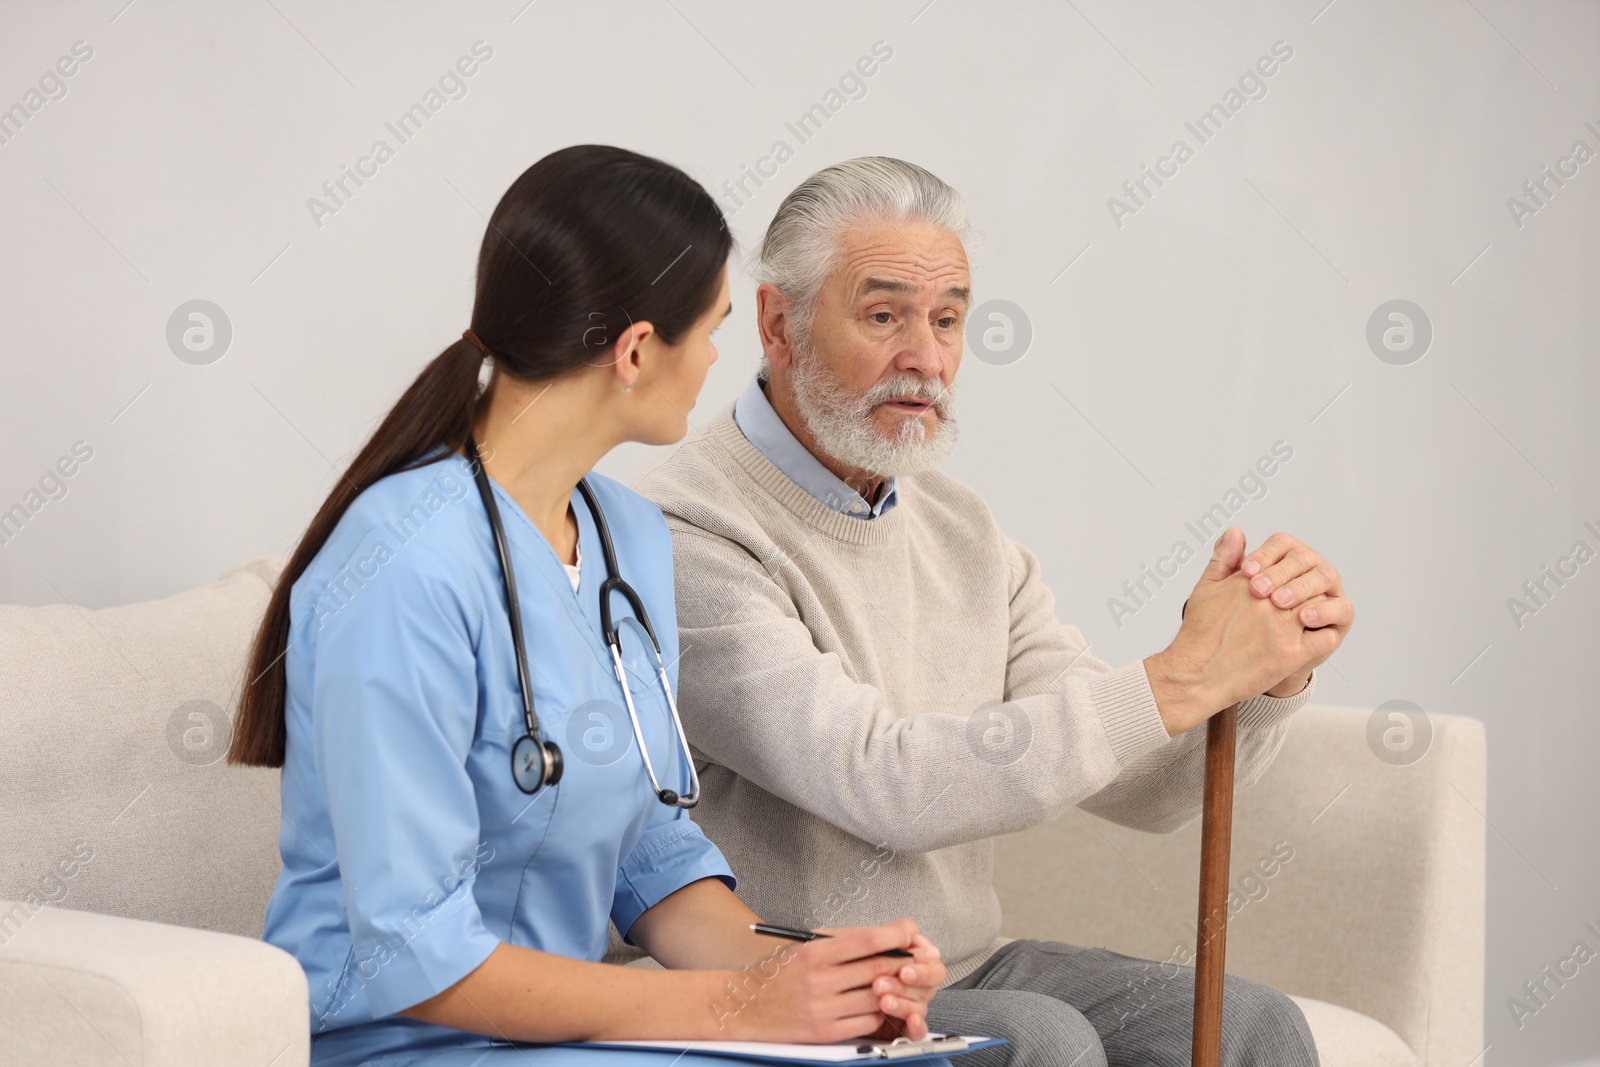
[1,558,290,941]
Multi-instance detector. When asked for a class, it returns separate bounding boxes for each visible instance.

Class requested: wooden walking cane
[1191,701,1239,1067]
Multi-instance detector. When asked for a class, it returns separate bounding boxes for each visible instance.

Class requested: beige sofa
[0,558,1484,1066]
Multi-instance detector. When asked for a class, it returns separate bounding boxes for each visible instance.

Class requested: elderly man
[635,156,1351,1065]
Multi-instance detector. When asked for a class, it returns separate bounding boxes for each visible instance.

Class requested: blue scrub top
[262,444,737,1067]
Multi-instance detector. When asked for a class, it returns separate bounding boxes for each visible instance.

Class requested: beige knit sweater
[635,401,1315,982]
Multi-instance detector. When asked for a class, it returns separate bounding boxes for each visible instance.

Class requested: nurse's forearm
[398,941,736,1041]
[626,875,787,971]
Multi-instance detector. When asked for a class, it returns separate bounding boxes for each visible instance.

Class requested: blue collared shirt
[732,372,899,519]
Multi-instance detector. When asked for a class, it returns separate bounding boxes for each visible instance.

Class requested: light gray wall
[1,1,1595,1062]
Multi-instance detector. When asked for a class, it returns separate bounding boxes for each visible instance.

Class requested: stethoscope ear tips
[657,788,694,808]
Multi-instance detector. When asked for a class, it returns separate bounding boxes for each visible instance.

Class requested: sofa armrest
[1223,705,1485,1067]
[0,900,309,1067]
[992,703,1485,1067]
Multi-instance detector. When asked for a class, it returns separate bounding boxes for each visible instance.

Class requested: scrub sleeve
[311,540,502,1018]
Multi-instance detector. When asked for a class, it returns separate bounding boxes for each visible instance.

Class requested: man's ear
[756,282,795,372]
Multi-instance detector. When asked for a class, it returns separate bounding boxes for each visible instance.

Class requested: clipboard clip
[867,1036,970,1059]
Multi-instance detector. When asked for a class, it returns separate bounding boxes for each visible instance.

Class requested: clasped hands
[728,919,946,1043]
[1152,527,1354,735]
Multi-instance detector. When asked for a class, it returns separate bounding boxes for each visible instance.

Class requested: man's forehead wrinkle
[841,217,963,254]
[843,233,965,269]
[843,251,970,302]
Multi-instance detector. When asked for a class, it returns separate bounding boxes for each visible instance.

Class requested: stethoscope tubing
[466,434,699,807]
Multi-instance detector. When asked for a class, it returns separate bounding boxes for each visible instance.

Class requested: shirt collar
[731,371,898,520]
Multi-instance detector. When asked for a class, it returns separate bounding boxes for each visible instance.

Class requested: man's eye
[871,312,893,324]
[937,316,957,329]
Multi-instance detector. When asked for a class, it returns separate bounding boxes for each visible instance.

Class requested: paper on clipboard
[556,1033,1003,1063]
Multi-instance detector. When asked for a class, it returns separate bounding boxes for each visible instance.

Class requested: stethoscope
[466,434,701,807]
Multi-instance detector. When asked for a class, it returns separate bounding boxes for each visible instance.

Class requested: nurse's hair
[229,144,734,768]
[752,156,972,373]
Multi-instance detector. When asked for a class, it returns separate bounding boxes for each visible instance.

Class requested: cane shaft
[1192,703,1238,1067]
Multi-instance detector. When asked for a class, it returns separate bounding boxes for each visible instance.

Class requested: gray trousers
[925,940,1318,1067]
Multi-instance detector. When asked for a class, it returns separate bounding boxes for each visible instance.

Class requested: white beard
[786,342,960,476]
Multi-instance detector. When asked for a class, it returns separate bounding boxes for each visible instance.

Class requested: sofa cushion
[0,557,289,941]
[1290,995,1416,1065]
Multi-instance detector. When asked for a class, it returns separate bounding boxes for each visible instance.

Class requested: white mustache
[861,376,952,413]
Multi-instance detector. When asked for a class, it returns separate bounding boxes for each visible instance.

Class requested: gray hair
[752,156,973,374]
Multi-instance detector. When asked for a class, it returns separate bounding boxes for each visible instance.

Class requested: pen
[749,922,914,958]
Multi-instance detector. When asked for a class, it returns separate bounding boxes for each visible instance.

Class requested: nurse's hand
[731,921,936,1042]
[852,925,945,1042]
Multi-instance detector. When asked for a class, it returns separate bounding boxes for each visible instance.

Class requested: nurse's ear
[601,319,658,394]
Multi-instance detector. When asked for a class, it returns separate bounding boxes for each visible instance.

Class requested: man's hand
[1233,530,1353,693]
[1237,530,1346,620]
[1150,529,1347,734]
[1181,528,1352,698]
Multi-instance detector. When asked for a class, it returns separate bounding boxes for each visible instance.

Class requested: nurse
[227,145,948,1067]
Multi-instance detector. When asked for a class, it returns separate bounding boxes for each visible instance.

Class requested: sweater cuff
[1087,659,1174,766]
[1236,669,1317,731]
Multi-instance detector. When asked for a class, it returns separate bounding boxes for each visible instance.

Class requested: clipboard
[549,1033,1006,1064]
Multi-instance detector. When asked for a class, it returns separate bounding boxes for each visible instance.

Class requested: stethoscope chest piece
[511,734,563,795]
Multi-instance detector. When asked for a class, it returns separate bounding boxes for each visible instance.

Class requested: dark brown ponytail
[228,145,734,767]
